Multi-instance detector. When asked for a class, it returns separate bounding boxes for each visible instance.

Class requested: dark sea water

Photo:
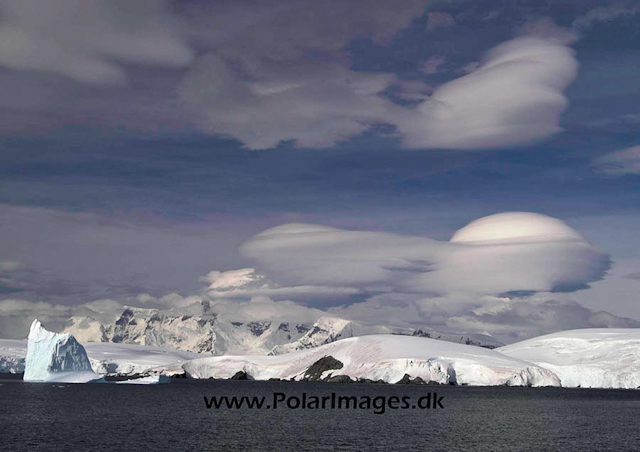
[1,379,639,452]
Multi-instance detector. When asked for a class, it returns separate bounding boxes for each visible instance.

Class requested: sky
[0,0,639,342]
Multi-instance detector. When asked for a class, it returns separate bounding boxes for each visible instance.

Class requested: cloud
[202,268,263,290]
[624,272,640,281]
[0,298,123,339]
[442,296,640,341]
[427,11,455,30]
[134,292,203,309]
[203,296,324,324]
[0,261,21,272]
[421,56,445,74]
[0,0,193,84]
[518,17,577,45]
[201,267,363,307]
[0,2,582,151]
[328,292,640,343]
[0,212,628,341]
[397,36,579,149]
[593,145,640,176]
[177,53,402,149]
[573,3,640,30]
[0,204,252,304]
[180,14,579,151]
[176,0,428,149]
[241,212,610,299]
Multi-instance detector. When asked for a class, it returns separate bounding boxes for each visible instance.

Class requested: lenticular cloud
[397,37,578,150]
[240,212,610,298]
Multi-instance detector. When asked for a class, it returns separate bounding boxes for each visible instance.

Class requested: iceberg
[183,334,560,386]
[499,328,640,389]
[0,337,200,378]
[24,320,103,383]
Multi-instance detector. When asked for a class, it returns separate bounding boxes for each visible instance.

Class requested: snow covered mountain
[64,305,313,355]
[4,322,640,388]
[0,339,26,373]
[269,316,502,355]
[499,328,640,389]
[65,306,502,356]
[184,334,559,386]
[24,320,102,383]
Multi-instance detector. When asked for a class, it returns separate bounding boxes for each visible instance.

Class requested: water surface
[1,380,638,451]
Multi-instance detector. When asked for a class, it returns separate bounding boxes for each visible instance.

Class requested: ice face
[24,319,102,383]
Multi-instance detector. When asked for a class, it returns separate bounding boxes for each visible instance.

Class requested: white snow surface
[24,320,102,383]
[500,328,640,389]
[84,342,200,376]
[116,375,170,384]
[184,334,560,386]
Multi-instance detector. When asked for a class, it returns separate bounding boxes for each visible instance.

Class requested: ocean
[1,379,639,451]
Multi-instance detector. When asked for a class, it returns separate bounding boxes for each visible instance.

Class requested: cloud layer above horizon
[240,212,610,300]
[0,211,632,342]
[0,0,586,151]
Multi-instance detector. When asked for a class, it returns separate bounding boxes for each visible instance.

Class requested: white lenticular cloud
[241,212,610,298]
[396,37,579,149]
[415,213,609,295]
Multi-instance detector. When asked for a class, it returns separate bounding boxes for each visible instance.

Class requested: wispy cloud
[593,145,640,176]
[0,0,193,84]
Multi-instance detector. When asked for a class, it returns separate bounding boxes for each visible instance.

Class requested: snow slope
[24,320,102,383]
[184,334,559,386]
[500,328,640,389]
[84,342,200,376]
[269,316,502,355]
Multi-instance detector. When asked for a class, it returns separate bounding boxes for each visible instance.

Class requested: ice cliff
[24,320,103,383]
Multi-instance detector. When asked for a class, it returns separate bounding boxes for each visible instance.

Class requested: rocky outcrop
[303,355,344,381]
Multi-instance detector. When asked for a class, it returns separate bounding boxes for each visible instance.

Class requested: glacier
[183,334,560,386]
[500,328,640,389]
[24,320,103,383]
